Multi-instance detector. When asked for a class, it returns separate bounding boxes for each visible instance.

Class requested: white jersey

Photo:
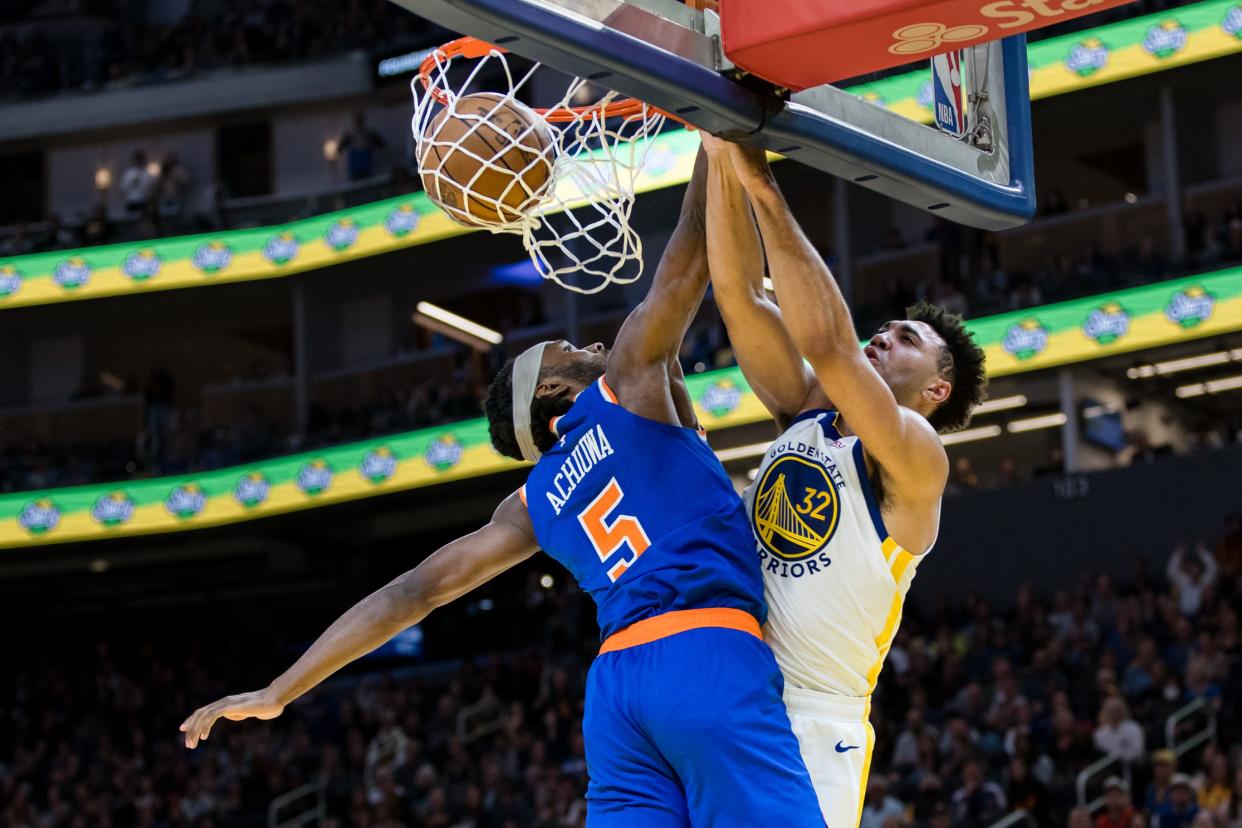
[743,409,927,698]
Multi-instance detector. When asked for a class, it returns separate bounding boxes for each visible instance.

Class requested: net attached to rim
[412,37,667,294]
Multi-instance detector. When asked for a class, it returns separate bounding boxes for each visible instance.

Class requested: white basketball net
[411,43,666,294]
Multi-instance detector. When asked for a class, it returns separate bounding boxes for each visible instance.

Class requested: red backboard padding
[719,0,1136,90]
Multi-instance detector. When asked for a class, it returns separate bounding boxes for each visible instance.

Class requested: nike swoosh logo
[835,741,861,753]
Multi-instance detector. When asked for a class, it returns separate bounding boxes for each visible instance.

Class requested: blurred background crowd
[3,520,1241,827]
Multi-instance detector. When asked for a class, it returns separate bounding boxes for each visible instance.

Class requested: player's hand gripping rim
[180,687,285,749]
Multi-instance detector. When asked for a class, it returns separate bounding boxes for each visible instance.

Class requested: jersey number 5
[578,478,651,583]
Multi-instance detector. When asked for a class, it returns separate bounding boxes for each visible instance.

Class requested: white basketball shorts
[784,687,875,828]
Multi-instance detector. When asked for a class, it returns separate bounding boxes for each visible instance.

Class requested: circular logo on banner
[889,22,988,55]
[264,232,300,265]
[18,499,61,535]
[1082,302,1131,345]
[1065,38,1110,76]
[122,249,162,281]
[1142,20,1188,58]
[425,435,464,472]
[751,456,840,561]
[192,241,233,274]
[233,472,270,508]
[1002,319,1050,360]
[296,459,334,496]
[0,265,22,298]
[360,447,399,484]
[91,491,135,527]
[325,219,360,252]
[698,379,742,418]
[384,205,420,237]
[165,483,207,519]
[52,258,91,290]
[1165,286,1215,328]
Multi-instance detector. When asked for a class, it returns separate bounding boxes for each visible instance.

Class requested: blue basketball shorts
[583,612,825,827]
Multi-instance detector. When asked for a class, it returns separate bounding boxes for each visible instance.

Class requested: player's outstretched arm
[702,136,822,429]
[180,492,538,748]
[721,141,947,500]
[606,145,709,424]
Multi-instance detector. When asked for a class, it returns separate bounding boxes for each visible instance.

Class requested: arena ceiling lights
[1175,374,1242,398]
[413,301,504,351]
[1006,412,1068,433]
[970,394,1027,416]
[1127,348,1242,379]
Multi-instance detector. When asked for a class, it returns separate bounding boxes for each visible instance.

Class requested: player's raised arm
[180,492,538,748]
[605,145,709,424]
[703,137,822,429]
[720,141,948,501]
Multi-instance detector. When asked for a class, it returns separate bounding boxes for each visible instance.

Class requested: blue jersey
[523,376,764,640]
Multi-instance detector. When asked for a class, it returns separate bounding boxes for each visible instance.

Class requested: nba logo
[931,51,966,138]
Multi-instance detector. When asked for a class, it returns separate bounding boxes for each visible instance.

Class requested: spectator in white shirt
[119,149,157,215]
[1093,696,1146,763]
[1166,542,1218,617]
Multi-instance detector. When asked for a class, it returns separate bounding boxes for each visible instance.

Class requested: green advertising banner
[2,0,1240,310]
[0,130,704,310]
[2,266,1240,549]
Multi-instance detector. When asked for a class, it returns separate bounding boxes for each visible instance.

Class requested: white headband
[511,341,552,463]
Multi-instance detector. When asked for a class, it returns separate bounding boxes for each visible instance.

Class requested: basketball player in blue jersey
[181,146,825,827]
[699,135,988,827]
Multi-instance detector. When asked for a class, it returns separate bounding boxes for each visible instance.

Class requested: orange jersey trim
[598,607,761,655]
[598,376,619,404]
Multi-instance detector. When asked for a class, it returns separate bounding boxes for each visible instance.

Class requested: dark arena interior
[1,0,1242,826]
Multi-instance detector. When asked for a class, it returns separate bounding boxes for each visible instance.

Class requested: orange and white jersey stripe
[742,409,930,697]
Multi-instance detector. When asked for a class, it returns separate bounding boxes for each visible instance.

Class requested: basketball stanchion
[412,36,668,295]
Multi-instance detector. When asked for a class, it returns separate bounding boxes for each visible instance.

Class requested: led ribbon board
[2,267,1240,549]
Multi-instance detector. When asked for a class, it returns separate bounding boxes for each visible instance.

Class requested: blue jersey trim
[851,439,889,541]
[792,408,842,440]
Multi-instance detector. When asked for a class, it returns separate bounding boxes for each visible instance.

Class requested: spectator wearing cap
[1095,697,1146,763]
[1147,750,1178,813]
[1097,776,1137,828]
[1155,774,1201,828]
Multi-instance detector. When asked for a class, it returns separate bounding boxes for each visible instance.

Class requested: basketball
[419,92,556,227]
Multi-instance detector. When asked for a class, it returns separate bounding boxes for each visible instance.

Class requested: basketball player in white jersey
[700,136,988,826]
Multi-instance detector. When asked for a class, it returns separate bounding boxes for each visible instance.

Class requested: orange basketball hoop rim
[418,36,678,124]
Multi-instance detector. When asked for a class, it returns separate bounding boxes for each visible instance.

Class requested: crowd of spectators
[855,195,1242,333]
[2,515,1240,827]
[0,0,438,100]
[0,364,484,494]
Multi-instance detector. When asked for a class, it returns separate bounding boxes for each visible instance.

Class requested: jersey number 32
[578,478,651,583]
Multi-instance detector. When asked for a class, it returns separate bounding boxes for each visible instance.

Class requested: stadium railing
[1075,753,1132,811]
[1167,696,1218,760]
[987,810,1038,828]
[267,780,325,828]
